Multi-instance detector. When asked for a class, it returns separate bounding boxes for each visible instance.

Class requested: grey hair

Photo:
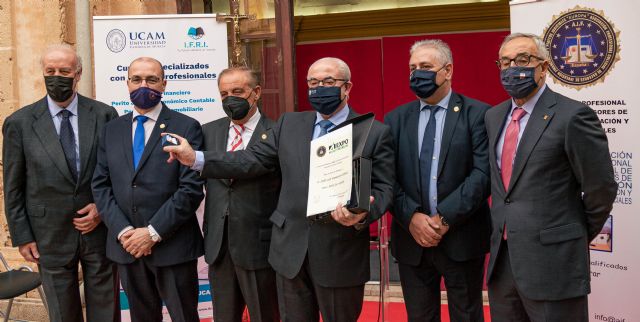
[218,66,260,88]
[309,57,351,81]
[499,33,550,60]
[410,39,453,65]
[40,44,83,72]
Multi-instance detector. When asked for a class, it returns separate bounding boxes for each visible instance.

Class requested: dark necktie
[133,115,148,169]
[58,109,78,181]
[419,105,440,213]
[317,120,334,138]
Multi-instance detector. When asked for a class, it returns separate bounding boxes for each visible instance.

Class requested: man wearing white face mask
[200,67,281,322]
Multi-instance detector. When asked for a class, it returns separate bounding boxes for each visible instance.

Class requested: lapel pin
[159,123,166,129]
[543,115,549,120]
[261,133,267,140]
[453,106,460,112]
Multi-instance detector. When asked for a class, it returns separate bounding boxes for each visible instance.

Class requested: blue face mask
[130,87,162,109]
[308,86,344,116]
[500,66,538,99]
[409,69,441,99]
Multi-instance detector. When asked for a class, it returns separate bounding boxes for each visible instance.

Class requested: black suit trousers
[275,256,365,322]
[39,235,119,322]
[488,242,588,322]
[119,259,199,322]
[398,247,485,322]
[209,220,279,322]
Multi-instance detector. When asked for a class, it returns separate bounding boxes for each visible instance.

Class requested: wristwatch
[149,229,160,242]
[440,216,450,227]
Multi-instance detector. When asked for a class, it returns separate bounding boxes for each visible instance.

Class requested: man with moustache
[202,67,280,322]
[163,57,394,322]
[3,44,119,322]
[384,39,491,322]
[485,33,616,322]
[92,57,205,322]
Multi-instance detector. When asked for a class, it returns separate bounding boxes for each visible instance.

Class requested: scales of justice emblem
[542,6,621,90]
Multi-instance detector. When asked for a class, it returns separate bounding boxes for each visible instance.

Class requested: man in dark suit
[203,67,280,322]
[164,57,395,322]
[3,44,119,322]
[92,57,205,322]
[485,33,617,322]
[384,39,491,322]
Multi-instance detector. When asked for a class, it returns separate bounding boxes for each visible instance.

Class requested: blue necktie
[133,115,148,169]
[419,105,440,213]
[58,109,78,181]
[317,120,334,138]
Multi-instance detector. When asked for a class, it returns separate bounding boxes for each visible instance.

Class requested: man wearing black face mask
[92,57,205,322]
[163,57,395,321]
[3,44,119,322]
[485,33,616,322]
[198,67,281,322]
[384,39,491,322]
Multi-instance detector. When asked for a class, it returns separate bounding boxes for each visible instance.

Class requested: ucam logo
[127,31,167,48]
[106,29,126,53]
[129,31,166,41]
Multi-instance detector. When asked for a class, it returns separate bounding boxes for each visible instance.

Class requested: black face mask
[500,66,539,99]
[222,93,254,120]
[308,86,344,116]
[409,67,444,99]
[44,75,75,102]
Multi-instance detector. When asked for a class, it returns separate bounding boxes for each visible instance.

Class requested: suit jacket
[384,92,491,265]
[3,95,118,267]
[485,87,617,301]
[199,108,395,288]
[202,114,281,269]
[92,104,205,267]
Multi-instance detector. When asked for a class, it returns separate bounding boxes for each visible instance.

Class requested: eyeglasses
[496,53,545,70]
[128,76,161,85]
[306,77,347,88]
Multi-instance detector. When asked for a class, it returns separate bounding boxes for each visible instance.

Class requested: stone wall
[0,0,181,319]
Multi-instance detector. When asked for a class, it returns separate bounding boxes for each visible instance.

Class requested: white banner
[93,14,229,321]
[93,14,228,123]
[510,1,639,321]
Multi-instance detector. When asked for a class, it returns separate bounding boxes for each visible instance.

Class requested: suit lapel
[437,93,462,177]
[76,96,97,183]
[121,114,135,174]
[218,118,232,186]
[31,98,76,185]
[490,101,512,193]
[246,115,266,148]
[134,104,169,177]
[298,111,317,182]
[506,88,556,194]
[405,102,421,183]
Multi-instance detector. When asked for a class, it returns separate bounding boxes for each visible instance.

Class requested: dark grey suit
[385,92,491,322]
[198,108,394,321]
[92,104,205,322]
[485,87,617,321]
[3,95,119,322]
[203,114,280,322]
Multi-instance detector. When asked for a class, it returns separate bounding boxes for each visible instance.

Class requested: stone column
[0,1,180,319]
